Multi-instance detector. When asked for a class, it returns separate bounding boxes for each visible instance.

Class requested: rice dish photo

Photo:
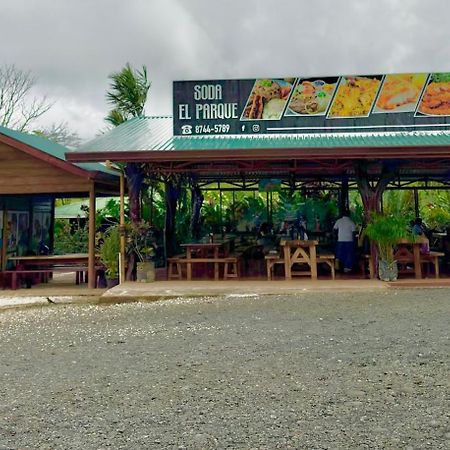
[328,76,381,118]
[418,73,450,116]
[288,79,336,115]
[242,79,292,120]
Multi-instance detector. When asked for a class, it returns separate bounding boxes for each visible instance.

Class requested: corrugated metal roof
[76,116,174,152]
[72,116,450,154]
[0,124,117,175]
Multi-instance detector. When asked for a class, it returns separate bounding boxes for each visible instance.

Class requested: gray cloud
[1,0,449,140]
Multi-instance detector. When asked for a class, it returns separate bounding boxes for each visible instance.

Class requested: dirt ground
[0,289,449,450]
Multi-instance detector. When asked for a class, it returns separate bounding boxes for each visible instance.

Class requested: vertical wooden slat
[88,183,96,289]
[119,171,126,284]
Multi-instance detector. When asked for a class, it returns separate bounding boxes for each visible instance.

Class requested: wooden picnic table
[395,238,444,279]
[281,239,319,280]
[4,253,99,289]
[8,253,91,268]
[180,240,231,280]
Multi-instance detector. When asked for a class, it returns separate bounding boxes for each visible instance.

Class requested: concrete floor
[2,271,450,310]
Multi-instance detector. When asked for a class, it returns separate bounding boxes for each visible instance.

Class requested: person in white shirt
[333,210,356,273]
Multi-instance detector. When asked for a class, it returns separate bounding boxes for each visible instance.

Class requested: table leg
[214,247,219,280]
[310,245,318,280]
[187,249,192,281]
[413,244,422,279]
[284,245,291,280]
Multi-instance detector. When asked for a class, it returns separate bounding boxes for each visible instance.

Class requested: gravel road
[0,289,449,450]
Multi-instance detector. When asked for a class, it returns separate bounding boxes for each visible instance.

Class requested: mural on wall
[7,211,29,257]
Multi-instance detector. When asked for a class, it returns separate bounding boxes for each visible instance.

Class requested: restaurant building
[0,125,118,287]
[66,73,450,281]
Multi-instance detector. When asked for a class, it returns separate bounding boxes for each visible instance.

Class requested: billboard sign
[173,73,450,136]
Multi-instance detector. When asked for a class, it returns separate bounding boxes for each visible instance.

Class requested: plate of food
[286,77,338,116]
[373,73,427,113]
[328,75,382,118]
[417,73,450,116]
[241,79,292,120]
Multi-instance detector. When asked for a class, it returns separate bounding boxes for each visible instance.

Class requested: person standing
[333,210,356,273]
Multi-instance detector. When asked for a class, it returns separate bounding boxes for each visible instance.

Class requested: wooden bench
[359,254,375,279]
[394,245,445,279]
[3,265,104,290]
[265,253,284,280]
[223,256,240,280]
[167,256,183,280]
[317,254,336,280]
[168,255,241,280]
[420,251,445,278]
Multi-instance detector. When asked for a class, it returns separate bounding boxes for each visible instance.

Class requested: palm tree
[105,63,150,126]
[105,64,151,222]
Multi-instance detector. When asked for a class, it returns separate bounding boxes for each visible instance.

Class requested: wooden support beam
[1,209,7,271]
[88,183,96,289]
[119,171,126,284]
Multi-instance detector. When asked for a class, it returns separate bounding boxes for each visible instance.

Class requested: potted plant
[99,225,120,287]
[364,213,413,281]
[127,221,157,282]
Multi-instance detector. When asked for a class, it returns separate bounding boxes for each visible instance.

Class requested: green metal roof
[72,116,450,155]
[0,124,117,175]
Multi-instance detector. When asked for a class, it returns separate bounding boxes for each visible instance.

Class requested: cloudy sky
[1,0,449,141]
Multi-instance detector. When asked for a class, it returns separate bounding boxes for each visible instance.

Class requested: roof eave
[0,132,97,179]
[66,145,450,164]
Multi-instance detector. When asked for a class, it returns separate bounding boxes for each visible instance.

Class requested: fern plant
[364,213,412,263]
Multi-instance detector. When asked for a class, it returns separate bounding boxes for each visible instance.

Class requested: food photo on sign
[417,73,450,116]
[240,78,293,120]
[285,77,339,116]
[373,73,427,113]
[327,75,382,118]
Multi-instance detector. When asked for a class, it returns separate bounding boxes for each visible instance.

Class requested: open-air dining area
[65,110,450,288]
[3,111,450,292]
[4,73,450,291]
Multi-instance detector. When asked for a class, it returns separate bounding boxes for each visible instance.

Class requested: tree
[104,63,151,221]
[33,122,82,149]
[104,63,151,280]
[105,63,150,126]
[0,64,52,131]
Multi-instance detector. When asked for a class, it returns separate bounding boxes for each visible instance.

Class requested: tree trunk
[124,163,144,280]
[124,163,144,223]
[355,161,396,278]
[339,177,349,215]
[190,185,204,240]
[164,178,182,258]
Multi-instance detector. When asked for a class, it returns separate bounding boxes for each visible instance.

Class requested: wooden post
[119,171,126,284]
[88,183,96,289]
[1,209,7,271]
[414,189,420,218]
